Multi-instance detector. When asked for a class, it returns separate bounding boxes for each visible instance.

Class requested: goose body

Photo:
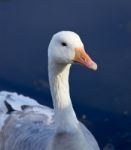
[0,31,100,150]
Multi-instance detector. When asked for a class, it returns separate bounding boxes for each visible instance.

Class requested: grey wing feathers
[0,91,55,150]
[0,91,40,112]
[0,91,100,150]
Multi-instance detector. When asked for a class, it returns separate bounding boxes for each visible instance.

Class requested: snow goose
[0,31,100,150]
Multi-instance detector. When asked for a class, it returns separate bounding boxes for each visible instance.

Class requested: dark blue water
[0,0,131,149]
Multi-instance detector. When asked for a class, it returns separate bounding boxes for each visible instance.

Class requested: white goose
[0,31,100,150]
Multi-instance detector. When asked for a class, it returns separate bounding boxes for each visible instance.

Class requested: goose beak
[74,48,97,71]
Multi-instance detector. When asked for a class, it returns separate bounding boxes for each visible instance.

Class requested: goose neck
[48,62,78,132]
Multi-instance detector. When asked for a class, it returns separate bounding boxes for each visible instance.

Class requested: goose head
[48,31,97,70]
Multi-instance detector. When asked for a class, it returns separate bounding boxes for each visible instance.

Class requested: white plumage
[0,31,100,150]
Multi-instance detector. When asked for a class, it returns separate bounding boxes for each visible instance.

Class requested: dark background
[0,0,131,149]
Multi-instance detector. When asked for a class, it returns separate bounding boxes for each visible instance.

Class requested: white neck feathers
[48,61,78,132]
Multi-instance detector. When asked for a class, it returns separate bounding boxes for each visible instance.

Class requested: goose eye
[61,42,67,46]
